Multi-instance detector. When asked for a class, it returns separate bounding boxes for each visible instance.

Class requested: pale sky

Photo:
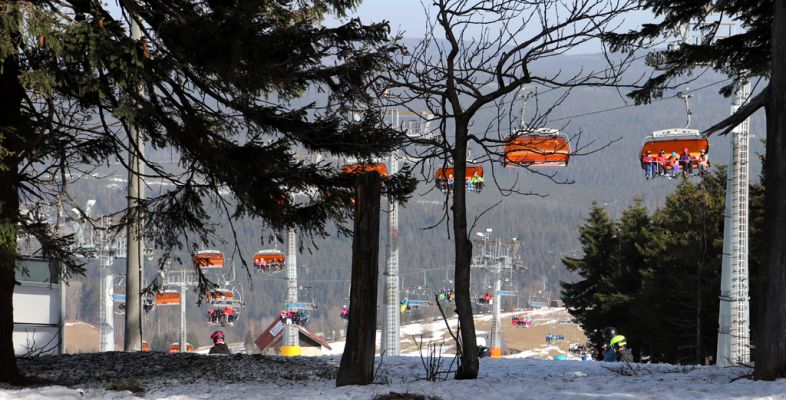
[337,0,656,54]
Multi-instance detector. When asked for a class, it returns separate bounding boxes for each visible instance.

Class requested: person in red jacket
[655,150,667,176]
[209,331,231,355]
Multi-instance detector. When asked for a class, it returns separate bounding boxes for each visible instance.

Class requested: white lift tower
[717,80,752,366]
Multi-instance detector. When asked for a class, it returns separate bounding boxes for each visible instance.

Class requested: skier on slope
[602,326,632,363]
[209,331,231,355]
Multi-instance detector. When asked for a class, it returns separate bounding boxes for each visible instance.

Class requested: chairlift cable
[542,79,730,125]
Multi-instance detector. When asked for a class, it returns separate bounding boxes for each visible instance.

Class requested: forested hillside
[60,52,765,350]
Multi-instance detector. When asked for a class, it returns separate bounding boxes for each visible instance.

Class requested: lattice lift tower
[717,80,752,366]
[471,229,523,358]
[381,110,433,357]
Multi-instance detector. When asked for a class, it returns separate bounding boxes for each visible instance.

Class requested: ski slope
[3,308,784,399]
[2,352,783,399]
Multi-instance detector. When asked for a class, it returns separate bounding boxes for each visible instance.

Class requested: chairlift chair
[168,342,193,353]
[639,91,709,178]
[435,164,485,193]
[155,290,182,306]
[340,162,389,177]
[194,249,225,269]
[399,287,431,312]
[504,128,571,167]
[112,275,127,315]
[639,128,708,170]
[206,286,243,326]
[253,249,285,273]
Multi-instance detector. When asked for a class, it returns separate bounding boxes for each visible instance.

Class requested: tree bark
[0,22,24,383]
[755,0,786,380]
[336,172,381,386]
[452,123,479,379]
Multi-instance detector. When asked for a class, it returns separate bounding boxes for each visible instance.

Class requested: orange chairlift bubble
[194,249,224,269]
[640,128,709,169]
[168,342,193,353]
[340,162,389,177]
[154,290,181,306]
[435,165,484,192]
[207,289,234,303]
[504,128,571,167]
[639,92,710,178]
[254,249,286,272]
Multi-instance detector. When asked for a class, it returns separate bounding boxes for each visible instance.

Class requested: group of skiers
[437,288,456,303]
[641,148,710,179]
[207,306,237,326]
[477,292,493,305]
[437,172,485,193]
[545,333,565,343]
[279,309,309,326]
[254,259,284,272]
[511,314,532,328]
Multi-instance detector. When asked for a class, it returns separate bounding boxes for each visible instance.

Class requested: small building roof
[255,319,332,352]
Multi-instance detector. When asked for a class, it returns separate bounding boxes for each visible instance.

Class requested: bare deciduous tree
[390,0,636,379]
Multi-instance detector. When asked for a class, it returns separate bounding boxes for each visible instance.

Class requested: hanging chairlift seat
[254,249,286,272]
[640,128,709,169]
[504,128,571,167]
[435,165,484,192]
[194,250,224,269]
[155,290,181,306]
[340,163,389,177]
[168,342,193,353]
[206,289,241,307]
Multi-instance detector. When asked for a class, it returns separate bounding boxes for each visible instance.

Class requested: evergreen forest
[562,166,765,364]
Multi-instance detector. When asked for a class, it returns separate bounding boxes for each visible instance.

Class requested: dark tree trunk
[755,0,786,380]
[452,123,478,379]
[696,259,702,364]
[336,172,381,387]
[0,25,24,384]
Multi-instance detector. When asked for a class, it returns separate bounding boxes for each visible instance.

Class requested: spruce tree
[0,1,413,383]
[610,198,651,361]
[640,176,725,363]
[561,203,619,351]
[606,0,786,378]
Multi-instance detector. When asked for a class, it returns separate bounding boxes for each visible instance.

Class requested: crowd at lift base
[642,148,710,180]
[511,314,532,328]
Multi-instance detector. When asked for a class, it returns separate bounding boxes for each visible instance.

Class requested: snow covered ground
[3,309,784,399]
[2,352,785,399]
